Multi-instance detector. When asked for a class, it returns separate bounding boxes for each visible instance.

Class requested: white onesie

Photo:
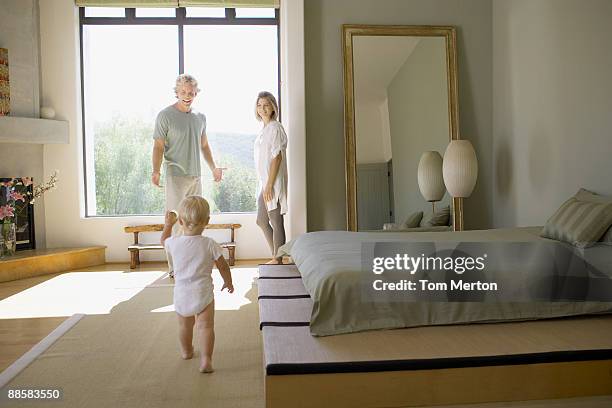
[164,235,223,316]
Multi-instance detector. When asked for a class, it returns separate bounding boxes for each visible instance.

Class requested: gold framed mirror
[342,25,462,232]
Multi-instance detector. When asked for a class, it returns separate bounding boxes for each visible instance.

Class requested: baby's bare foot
[199,358,214,373]
[181,346,194,360]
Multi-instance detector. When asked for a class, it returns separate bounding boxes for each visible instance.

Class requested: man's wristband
[152,171,160,175]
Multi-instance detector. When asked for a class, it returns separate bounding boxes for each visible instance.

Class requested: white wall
[355,99,390,164]
[0,0,46,248]
[379,99,392,162]
[39,0,306,261]
[492,0,612,227]
[388,38,451,224]
[280,0,307,241]
[353,36,414,165]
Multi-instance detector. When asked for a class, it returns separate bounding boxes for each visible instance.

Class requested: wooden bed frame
[258,265,612,408]
[266,361,612,407]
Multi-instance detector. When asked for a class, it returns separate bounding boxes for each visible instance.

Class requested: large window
[80,7,279,216]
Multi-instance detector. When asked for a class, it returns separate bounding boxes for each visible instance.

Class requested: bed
[278,226,612,336]
[260,226,612,407]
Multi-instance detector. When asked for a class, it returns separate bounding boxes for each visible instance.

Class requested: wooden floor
[0,271,65,371]
[0,260,264,372]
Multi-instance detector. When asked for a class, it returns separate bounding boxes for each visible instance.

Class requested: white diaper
[174,282,214,317]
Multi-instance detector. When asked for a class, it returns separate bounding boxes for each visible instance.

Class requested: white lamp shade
[417,151,445,202]
[443,140,478,198]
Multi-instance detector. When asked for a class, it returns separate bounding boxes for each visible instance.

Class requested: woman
[253,91,288,264]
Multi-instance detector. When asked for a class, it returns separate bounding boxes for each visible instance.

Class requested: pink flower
[9,191,25,201]
[22,177,33,186]
[0,205,15,220]
[0,180,14,187]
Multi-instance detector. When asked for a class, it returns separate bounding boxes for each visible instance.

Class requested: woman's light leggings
[256,194,286,259]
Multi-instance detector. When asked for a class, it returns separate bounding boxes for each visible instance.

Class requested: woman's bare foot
[199,358,214,373]
[181,346,194,360]
[265,258,282,265]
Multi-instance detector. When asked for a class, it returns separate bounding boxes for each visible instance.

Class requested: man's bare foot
[181,346,193,360]
[265,258,282,265]
[199,358,214,373]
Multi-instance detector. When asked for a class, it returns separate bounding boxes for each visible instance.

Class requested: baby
[161,196,234,373]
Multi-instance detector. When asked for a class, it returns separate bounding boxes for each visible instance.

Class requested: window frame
[78,6,281,217]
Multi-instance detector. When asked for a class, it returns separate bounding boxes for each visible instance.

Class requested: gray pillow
[420,206,450,227]
[576,188,612,245]
[541,189,612,248]
[601,226,612,245]
[403,211,423,228]
[575,188,612,204]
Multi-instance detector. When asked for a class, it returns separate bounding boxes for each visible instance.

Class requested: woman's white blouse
[254,120,288,214]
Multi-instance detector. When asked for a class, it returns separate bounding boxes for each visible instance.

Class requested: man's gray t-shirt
[153,105,206,177]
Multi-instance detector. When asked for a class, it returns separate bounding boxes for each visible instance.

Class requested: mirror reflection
[351,33,455,231]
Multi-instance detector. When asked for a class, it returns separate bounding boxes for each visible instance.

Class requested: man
[152,74,223,276]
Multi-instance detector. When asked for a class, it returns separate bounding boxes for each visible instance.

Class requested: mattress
[257,276,309,299]
[258,264,302,279]
[258,297,312,329]
[278,227,612,336]
[262,316,612,375]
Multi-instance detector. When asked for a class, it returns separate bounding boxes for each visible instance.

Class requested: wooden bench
[124,223,241,269]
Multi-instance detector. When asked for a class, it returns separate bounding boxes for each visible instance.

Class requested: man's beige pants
[165,175,202,273]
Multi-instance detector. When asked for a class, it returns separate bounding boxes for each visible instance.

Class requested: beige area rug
[1,268,263,408]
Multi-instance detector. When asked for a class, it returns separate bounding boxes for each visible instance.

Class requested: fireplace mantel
[0,116,69,144]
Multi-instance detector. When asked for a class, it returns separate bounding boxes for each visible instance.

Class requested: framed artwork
[0,178,36,251]
[0,48,9,116]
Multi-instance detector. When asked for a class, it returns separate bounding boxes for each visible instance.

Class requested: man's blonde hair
[174,74,201,94]
[178,196,210,231]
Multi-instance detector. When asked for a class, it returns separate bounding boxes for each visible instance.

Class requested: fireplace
[0,177,35,251]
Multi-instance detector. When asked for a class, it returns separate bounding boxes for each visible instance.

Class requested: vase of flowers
[0,221,16,258]
[0,171,58,258]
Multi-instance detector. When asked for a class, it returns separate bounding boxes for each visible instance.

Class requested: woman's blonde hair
[178,196,210,231]
[255,91,279,121]
[174,74,201,94]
